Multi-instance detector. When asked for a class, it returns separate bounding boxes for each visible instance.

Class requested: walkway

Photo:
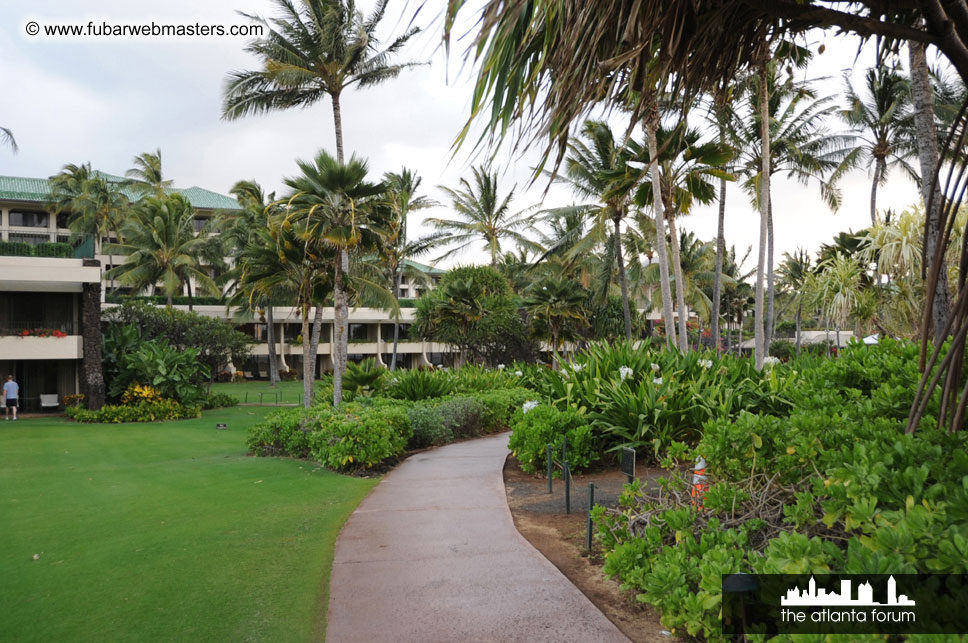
[326,433,630,643]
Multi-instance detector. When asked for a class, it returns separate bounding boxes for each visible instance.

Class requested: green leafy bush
[34,242,74,258]
[343,358,386,398]
[0,241,35,257]
[66,399,201,423]
[109,340,210,404]
[246,408,310,457]
[509,404,597,474]
[202,392,238,410]
[467,387,532,431]
[407,403,452,448]
[437,397,485,439]
[307,403,411,471]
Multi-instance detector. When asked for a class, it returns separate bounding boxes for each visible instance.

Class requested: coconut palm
[543,121,641,341]
[106,193,219,308]
[631,124,733,350]
[524,276,589,367]
[222,0,421,164]
[282,149,385,406]
[837,66,918,224]
[225,180,283,385]
[426,165,537,267]
[382,168,438,370]
[777,248,812,354]
[1,127,16,152]
[125,149,172,197]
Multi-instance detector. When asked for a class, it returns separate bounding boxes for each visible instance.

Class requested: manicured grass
[211,379,310,404]
[0,407,377,643]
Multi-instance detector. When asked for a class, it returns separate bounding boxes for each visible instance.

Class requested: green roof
[405,259,445,275]
[0,173,241,211]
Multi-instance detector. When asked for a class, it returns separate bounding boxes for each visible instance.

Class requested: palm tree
[426,165,536,266]
[382,168,437,370]
[632,124,733,351]
[283,150,385,406]
[49,163,130,288]
[240,220,330,407]
[106,193,219,308]
[125,149,173,197]
[837,66,918,224]
[1,127,16,152]
[222,0,421,165]
[524,276,589,367]
[225,180,283,386]
[730,65,855,358]
[777,248,812,354]
[546,121,640,341]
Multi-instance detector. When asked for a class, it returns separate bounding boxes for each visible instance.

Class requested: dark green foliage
[768,339,795,360]
[0,241,34,257]
[202,392,238,410]
[508,404,598,474]
[33,242,74,258]
[104,294,226,306]
[109,340,210,404]
[307,403,411,471]
[412,265,537,365]
[65,399,201,423]
[407,403,452,448]
[591,295,646,341]
[105,300,251,383]
[469,387,532,431]
[246,408,311,457]
[343,358,386,398]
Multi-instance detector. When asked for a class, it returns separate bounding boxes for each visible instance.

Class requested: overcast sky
[0,1,930,272]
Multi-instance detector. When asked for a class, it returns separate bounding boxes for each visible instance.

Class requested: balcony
[0,322,82,360]
[0,232,95,259]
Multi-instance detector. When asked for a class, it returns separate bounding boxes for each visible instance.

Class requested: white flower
[651,362,661,373]
[572,363,584,372]
[498,364,505,370]
[514,370,523,377]
[698,359,713,369]
[653,377,663,385]
[522,400,539,414]
[763,356,780,367]
[619,366,634,381]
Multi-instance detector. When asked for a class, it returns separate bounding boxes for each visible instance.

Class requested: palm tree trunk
[645,110,678,349]
[614,213,633,341]
[795,300,802,356]
[825,316,831,357]
[390,269,402,371]
[667,214,689,352]
[332,93,344,165]
[712,166,727,354]
[754,60,771,369]
[909,41,952,345]
[870,158,885,225]
[301,296,312,409]
[765,194,775,350]
[186,280,194,312]
[333,249,349,406]
[309,305,323,382]
[266,305,279,386]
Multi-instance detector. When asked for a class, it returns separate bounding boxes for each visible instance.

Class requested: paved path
[326,433,630,643]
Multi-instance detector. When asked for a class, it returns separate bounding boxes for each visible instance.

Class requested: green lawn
[0,406,377,643]
[211,379,311,405]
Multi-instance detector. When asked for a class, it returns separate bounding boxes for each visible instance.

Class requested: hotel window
[9,210,49,228]
[56,212,71,229]
[193,217,208,233]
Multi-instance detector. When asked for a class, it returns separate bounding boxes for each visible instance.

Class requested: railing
[0,320,77,336]
[0,232,94,258]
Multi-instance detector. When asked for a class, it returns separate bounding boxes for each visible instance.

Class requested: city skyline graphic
[781,576,916,607]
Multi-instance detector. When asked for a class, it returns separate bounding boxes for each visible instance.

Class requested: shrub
[768,339,795,361]
[0,241,34,257]
[407,403,451,448]
[307,403,411,471]
[34,242,73,258]
[467,387,532,431]
[66,399,200,423]
[343,358,386,398]
[63,393,85,408]
[120,384,164,405]
[509,404,598,475]
[437,397,486,439]
[202,392,238,410]
[246,408,311,457]
[110,340,210,404]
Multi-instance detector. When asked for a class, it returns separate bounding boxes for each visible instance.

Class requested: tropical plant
[1,126,16,152]
[523,276,589,364]
[281,149,386,406]
[776,248,812,354]
[837,65,917,224]
[426,164,537,266]
[125,149,172,197]
[106,193,219,308]
[222,0,421,165]
[343,358,387,398]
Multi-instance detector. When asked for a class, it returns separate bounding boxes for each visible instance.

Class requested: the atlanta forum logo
[780,575,916,624]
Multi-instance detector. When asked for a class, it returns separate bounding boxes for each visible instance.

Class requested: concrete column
[1,208,7,241]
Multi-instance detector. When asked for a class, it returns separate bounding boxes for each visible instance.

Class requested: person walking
[3,375,19,420]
